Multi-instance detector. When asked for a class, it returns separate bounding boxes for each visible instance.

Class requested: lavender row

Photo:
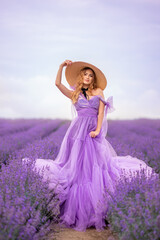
[107,119,160,173]
[0,157,61,240]
[0,119,65,166]
[0,118,47,137]
[107,119,160,142]
[0,119,71,239]
[12,120,71,162]
[106,168,160,240]
[0,118,160,239]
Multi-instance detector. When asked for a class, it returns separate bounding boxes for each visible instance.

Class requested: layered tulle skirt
[22,114,156,232]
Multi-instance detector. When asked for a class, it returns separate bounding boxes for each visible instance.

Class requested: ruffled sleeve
[69,85,77,120]
[99,95,115,115]
[69,85,76,91]
[98,95,115,137]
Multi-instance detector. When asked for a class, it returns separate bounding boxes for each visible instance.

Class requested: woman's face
[82,69,94,86]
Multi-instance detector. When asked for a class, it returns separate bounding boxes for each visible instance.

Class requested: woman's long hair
[71,67,98,104]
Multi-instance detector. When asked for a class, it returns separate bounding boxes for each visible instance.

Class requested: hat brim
[65,61,107,90]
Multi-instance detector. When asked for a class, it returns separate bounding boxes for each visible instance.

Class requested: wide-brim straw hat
[65,61,107,90]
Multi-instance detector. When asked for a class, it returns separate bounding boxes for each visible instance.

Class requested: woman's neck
[82,84,90,89]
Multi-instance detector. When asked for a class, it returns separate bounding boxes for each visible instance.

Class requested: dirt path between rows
[40,223,119,240]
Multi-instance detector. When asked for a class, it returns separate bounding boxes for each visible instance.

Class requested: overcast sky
[0,0,160,120]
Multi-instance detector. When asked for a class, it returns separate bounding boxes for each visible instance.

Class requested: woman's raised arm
[55,60,73,99]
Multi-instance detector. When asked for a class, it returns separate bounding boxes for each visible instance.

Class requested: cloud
[0,74,73,119]
[138,88,160,102]
[0,0,159,119]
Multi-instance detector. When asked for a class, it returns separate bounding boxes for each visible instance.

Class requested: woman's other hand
[89,130,100,138]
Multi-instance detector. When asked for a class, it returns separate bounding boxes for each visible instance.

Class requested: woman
[22,60,157,232]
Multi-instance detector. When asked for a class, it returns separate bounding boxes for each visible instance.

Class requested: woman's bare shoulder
[92,87,103,95]
[94,88,105,100]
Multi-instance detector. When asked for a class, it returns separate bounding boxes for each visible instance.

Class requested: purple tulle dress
[22,92,156,232]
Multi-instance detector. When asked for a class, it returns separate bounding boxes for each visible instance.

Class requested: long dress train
[22,92,157,232]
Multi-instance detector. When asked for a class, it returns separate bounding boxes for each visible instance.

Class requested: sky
[0,0,160,120]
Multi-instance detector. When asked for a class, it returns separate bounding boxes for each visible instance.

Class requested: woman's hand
[89,130,100,138]
[55,60,72,87]
[60,60,73,68]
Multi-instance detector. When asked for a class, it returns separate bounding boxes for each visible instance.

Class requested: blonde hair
[71,67,98,104]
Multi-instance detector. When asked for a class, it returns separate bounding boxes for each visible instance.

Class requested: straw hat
[65,61,107,90]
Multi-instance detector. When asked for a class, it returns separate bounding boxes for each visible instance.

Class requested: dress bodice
[70,92,115,138]
[73,92,115,117]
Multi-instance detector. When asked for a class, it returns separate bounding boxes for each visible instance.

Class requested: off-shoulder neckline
[80,93,104,101]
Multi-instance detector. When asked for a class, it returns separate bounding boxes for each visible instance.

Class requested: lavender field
[0,118,160,240]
